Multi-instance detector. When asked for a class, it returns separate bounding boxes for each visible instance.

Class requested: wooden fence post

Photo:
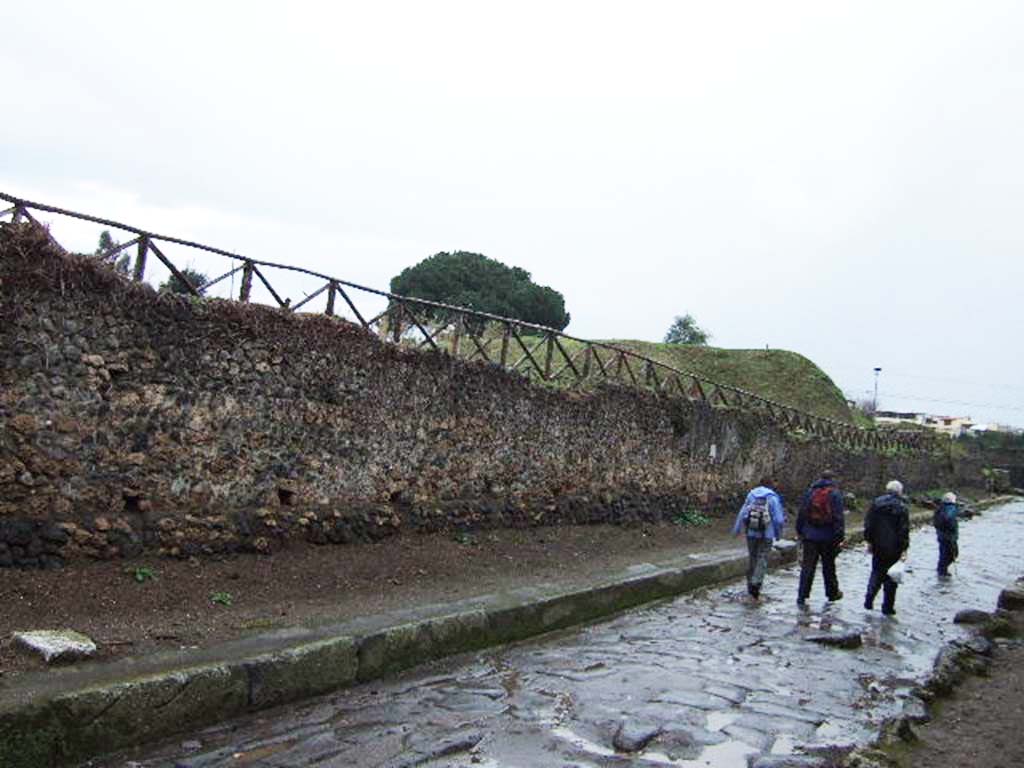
[325,281,337,316]
[133,235,149,282]
[451,315,463,358]
[239,261,254,302]
[499,323,511,367]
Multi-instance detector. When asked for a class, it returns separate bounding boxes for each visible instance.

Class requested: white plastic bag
[887,560,905,584]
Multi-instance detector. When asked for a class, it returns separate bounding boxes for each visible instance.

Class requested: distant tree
[94,230,131,275]
[389,251,570,330]
[159,267,208,295]
[663,314,710,345]
[854,397,876,418]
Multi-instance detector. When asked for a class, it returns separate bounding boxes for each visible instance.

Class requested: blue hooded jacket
[732,486,785,541]
[796,479,845,543]
[934,501,959,542]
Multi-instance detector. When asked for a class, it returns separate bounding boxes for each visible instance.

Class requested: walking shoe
[796,598,807,607]
[828,591,844,602]
[864,598,873,610]
[748,585,761,599]
[881,606,896,616]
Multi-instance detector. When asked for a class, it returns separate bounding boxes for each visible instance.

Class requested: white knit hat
[885,480,904,495]
[942,491,957,503]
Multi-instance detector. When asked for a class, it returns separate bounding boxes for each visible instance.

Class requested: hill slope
[600,341,855,424]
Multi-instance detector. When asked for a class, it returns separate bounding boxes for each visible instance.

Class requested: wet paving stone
[115,501,1024,767]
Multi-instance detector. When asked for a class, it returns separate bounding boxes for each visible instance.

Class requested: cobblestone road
[112,501,1023,768]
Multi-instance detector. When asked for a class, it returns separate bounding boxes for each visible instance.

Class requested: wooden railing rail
[0,191,938,453]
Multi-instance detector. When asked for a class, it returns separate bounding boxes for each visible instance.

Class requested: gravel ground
[906,610,1024,768]
[0,516,733,681]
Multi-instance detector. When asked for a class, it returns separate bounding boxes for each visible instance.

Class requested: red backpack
[807,486,834,526]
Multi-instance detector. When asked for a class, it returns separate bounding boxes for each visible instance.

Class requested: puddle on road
[770,733,796,754]
[550,726,617,757]
[644,740,759,767]
[552,725,759,768]
[705,711,740,732]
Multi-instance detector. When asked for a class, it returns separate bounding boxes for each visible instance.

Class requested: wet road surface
[112,501,1023,767]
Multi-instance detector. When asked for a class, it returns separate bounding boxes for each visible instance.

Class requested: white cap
[942,492,957,503]
[885,480,904,495]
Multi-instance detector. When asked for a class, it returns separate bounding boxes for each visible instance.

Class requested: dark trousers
[798,539,841,601]
[865,550,900,611]
[937,538,958,575]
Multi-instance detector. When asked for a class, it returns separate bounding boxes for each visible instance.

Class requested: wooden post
[391,302,403,343]
[239,261,254,302]
[11,205,24,224]
[451,315,463,358]
[543,334,555,379]
[133,235,149,282]
[499,323,511,367]
[326,281,337,316]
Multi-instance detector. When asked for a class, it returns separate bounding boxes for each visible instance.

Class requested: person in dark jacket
[934,491,960,576]
[796,470,846,605]
[863,480,911,615]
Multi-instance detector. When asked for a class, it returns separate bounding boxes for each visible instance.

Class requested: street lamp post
[873,367,882,413]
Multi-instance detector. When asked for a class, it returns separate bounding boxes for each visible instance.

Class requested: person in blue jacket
[732,477,785,599]
[934,491,960,576]
[795,470,846,605]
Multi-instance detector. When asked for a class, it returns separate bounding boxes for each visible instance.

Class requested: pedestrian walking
[732,477,785,599]
[863,480,911,615]
[934,491,960,576]
[796,469,846,605]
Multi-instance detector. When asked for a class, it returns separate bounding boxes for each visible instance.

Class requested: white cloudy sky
[4,1,1023,427]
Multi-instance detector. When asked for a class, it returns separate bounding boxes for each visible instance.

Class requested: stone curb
[1,495,1014,767]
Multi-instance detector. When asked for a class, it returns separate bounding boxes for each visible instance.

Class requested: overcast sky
[4,1,1023,427]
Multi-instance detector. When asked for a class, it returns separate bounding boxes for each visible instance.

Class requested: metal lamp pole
[873,367,882,413]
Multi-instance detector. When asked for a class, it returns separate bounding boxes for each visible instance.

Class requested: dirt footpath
[0,515,735,682]
[905,610,1024,768]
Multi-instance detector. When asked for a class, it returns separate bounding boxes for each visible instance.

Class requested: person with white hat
[934,492,960,576]
[863,480,911,615]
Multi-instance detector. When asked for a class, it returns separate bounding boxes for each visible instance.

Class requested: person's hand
[900,550,909,562]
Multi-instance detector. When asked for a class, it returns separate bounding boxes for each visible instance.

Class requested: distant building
[874,410,927,427]
[925,415,974,438]
[873,411,974,438]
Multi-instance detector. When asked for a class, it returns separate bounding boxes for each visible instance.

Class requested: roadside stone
[955,636,993,656]
[805,631,862,649]
[13,629,97,663]
[954,609,992,625]
[997,587,1024,611]
[612,719,662,752]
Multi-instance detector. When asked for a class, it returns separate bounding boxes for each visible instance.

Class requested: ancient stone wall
[0,226,963,567]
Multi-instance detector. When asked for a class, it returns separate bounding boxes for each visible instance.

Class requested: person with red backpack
[795,470,846,606]
[732,477,786,599]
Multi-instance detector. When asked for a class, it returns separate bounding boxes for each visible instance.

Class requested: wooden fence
[0,191,938,453]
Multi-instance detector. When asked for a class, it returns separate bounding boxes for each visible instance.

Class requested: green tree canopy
[159,267,209,295]
[664,313,710,345]
[390,251,571,330]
